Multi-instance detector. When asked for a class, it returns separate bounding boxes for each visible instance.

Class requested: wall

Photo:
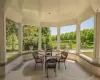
[0,56,23,76]
[76,55,100,77]
[23,53,33,61]
[67,53,76,60]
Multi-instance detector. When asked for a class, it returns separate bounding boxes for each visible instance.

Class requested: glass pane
[50,27,57,50]
[80,17,94,59]
[23,25,38,52]
[6,19,19,62]
[60,25,76,53]
[41,27,57,50]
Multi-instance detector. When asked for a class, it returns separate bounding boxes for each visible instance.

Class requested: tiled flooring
[0,60,100,80]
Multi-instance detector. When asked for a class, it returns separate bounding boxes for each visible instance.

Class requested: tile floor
[0,59,100,80]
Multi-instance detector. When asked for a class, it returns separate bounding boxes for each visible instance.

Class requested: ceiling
[3,0,100,26]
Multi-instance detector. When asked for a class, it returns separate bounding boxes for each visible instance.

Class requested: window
[80,17,94,59]
[60,25,76,53]
[50,27,57,50]
[41,27,57,50]
[6,19,19,61]
[23,25,38,52]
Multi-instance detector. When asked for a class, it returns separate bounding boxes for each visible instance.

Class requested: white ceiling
[4,0,100,26]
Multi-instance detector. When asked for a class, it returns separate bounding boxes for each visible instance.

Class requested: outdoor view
[60,25,76,53]
[50,27,57,50]
[41,27,52,50]
[6,17,94,63]
[23,25,38,51]
[6,19,19,62]
[80,17,94,59]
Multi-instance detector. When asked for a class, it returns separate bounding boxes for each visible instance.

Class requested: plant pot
[29,45,33,51]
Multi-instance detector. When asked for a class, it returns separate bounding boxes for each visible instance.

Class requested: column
[57,27,60,50]
[38,27,41,50]
[18,23,23,54]
[0,10,6,63]
[93,12,100,64]
[76,22,80,54]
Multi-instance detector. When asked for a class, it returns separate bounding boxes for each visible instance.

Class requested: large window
[60,25,76,53]
[50,27,57,50]
[41,27,57,50]
[80,17,94,59]
[41,27,51,50]
[6,19,19,62]
[23,25,38,52]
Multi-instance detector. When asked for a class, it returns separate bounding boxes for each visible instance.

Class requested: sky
[50,17,94,35]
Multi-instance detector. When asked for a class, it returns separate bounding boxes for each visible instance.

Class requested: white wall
[0,56,23,76]
[76,55,100,77]
[23,53,33,61]
[67,53,76,60]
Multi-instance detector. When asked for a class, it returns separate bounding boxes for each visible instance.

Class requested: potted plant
[29,41,33,51]
[29,45,33,51]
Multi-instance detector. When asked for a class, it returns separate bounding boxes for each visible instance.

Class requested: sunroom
[0,0,100,80]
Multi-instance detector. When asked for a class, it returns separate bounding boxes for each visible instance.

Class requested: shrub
[60,43,66,49]
[69,40,72,49]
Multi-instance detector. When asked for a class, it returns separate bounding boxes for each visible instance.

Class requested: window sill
[79,54,100,67]
[79,54,93,62]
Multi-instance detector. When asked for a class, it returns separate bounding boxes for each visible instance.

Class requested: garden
[6,19,94,61]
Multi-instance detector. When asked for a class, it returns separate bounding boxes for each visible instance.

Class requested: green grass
[6,54,20,63]
[81,52,93,58]
[52,41,76,49]
[72,44,76,49]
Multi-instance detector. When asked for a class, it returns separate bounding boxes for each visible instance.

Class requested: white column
[38,27,41,50]
[93,12,100,64]
[0,10,7,63]
[57,27,60,50]
[76,22,80,54]
[18,23,23,54]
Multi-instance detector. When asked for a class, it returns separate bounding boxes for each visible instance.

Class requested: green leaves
[80,29,94,45]
[23,25,38,50]
[41,27,52,49]
[6,19,18,51]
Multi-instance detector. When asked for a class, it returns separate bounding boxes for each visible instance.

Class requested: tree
[6,19,18,51]
[60,34,65,40]
[23,25,38,50]
[41,27,51,49]
[51,35,57,41]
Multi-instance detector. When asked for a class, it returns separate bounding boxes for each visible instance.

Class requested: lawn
[81,52,93,58]
[52,41,76,49]
[72,44,76,49]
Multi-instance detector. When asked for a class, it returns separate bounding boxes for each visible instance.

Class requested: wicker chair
[56,51,68,69]
[45,58,57,77]
[45,48,52,57]
[32,51,44,69]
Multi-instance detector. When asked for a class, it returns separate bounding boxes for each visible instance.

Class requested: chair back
[32,51,39,59]
[61,51,68,59]
[46,48,52,56]
[46,58,57,68]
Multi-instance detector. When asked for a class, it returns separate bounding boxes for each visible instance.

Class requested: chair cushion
[46,58,57,68]
[46,63,56,68]
[35,59,43,63]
